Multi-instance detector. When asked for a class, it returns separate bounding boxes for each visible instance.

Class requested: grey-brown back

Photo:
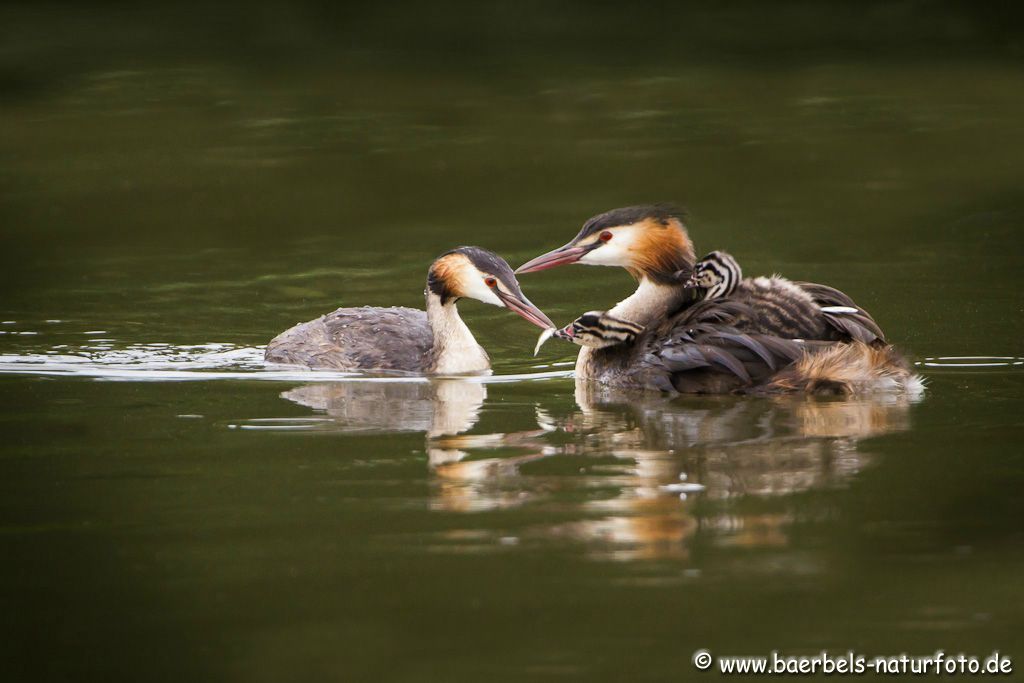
[580,276,889,393]
[265,306,433,373]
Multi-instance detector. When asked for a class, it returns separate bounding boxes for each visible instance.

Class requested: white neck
[607,276,684,326]
[575,276,686,380]
[426,293,490,375]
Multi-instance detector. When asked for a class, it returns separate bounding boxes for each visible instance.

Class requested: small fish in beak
[533,323,577,355]
[533,327,558,356]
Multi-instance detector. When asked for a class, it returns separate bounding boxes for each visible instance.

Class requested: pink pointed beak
[495,289,555,330]
[515,244,591,274]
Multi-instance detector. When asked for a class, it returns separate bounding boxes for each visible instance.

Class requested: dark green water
[2,3,1024,681]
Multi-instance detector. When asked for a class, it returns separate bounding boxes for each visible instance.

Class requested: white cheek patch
[580,242,628,266]
[577,225,639,267]
[460,275,504,307]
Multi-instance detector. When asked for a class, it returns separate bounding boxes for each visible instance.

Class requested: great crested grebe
[266,246,554,374]
[517,205,921,395]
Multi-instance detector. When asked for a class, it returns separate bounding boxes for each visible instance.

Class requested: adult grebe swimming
[518,205,920,395]
[266,246,554,374]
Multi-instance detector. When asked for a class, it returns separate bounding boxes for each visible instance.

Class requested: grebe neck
[607,276,688,327]
[425,292,490,375]
[575,276,689,381]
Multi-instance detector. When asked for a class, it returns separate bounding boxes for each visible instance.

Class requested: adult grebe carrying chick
[536,249,880,354]
[266,247,554,375]
[519,205,920,395]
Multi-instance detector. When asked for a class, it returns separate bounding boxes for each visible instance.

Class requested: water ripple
[0,343,572,384]
[916,356,1024,370]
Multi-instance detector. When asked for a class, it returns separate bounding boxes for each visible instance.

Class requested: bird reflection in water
[281,379,488,438]
[277,378,919,561]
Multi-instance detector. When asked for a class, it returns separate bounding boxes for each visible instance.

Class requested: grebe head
[685,250,742,299]
[515,204,695,283]
[427,247,554,329]
[553,311,645,349]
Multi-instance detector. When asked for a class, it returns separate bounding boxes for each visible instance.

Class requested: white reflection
[280,378,487,437]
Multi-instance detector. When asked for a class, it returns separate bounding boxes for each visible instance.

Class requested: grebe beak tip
[497,289,555,330]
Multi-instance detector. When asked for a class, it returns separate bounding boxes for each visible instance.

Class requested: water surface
[2,3,1024,681]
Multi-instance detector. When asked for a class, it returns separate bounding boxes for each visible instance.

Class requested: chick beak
[496,289,555,329]
[553,324,575,341]
[515,243,593,274]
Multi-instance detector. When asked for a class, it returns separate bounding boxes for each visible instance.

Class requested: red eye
[485,277,497,288]
[599,231,613,242]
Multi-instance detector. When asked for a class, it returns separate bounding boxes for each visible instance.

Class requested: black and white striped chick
[534,311,645,355]
[684,250,742,299]
[554,311,645,349]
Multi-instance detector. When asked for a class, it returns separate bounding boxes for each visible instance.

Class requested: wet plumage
[265,306,434,372]
[596,289,893,394]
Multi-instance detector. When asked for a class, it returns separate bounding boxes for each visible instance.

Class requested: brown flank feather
[768,342,920,396]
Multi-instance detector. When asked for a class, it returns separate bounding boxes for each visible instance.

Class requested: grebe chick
[684,250,742,299]
[266,247,554,375]
[534,311,645,355]
[682,250,883,345]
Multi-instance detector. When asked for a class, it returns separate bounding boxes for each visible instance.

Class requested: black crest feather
[576,203,686,240]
